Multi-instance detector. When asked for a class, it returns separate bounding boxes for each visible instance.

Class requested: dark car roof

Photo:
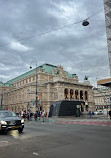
[0,110,21,121]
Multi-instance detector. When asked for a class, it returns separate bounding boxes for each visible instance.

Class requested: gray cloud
[0,0,109,86]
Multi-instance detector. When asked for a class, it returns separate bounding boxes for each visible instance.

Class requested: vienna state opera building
[0,64,95,115]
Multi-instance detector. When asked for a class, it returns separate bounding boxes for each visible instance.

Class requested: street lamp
[30,61,38,111]
[82,20,89,26]
[0,82,5,110]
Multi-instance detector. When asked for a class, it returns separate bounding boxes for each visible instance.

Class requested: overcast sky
[0,0,109,86]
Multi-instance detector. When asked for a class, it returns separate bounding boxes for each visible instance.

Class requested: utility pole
[30,61,38,112]
[0,83,4,110]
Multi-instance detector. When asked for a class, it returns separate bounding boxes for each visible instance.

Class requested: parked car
[94,110,103,115]
[0,110,24,133]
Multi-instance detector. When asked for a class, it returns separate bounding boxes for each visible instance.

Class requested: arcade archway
[70,89,74,99]
[80,90,83,100]
[64,88,68,99]
[75,90,78,99]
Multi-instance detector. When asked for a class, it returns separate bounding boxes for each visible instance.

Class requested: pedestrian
[38,111,41,121]
[92,111,94,118]
[21,109,24,118]
[109,109,111,120]
[34,110,38,121]
[19,111,21,117]
[45,112,47,117]
[27,109,30,121]
[42,110,46,122]
[30,111,33,121]
[23,111,25,119]
[89,111,91,118]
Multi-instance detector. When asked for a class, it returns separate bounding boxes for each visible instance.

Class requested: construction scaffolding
[104,0,111,74]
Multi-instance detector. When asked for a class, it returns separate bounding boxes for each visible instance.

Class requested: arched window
[70,89,74,99]
[64,88,68,99]
[80,90,83,99]
[85,91,88,100]
[75,90,78,99]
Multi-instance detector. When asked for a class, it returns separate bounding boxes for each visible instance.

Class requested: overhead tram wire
[0,20,83,47]
[86,8,104,20]
[0,8,104,48]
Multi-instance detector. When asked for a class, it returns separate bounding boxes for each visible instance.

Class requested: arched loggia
[70,89,74,99]
[75,90,78,99]
[80,90,83,100]
[64,88,68,99]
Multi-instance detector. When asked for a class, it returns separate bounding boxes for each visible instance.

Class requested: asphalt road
[0,117,111,158]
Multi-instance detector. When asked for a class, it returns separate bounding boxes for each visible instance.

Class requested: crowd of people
[83,109,111,119]
[19,108,111,121]
[88,111,94,118]
[19,109,48,122]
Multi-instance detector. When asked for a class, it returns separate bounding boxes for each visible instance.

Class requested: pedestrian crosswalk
[25,118,111,127]
[56,119,111,127]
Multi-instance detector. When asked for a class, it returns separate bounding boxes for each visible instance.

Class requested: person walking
[27,109,30,121]
[42,110,45,122]
[23,110,26,120]
[109,109,111,120]
[89,111,91,118]
[38,111,41,121]
[21,109,24,118]
[30,111,33,121]
[34,110,38,121]
[92,111,94,118]
[19,111,21,117]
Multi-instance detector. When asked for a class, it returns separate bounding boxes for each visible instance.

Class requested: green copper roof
[6,68,37,84]
[0,82,11,87]
[42,64,57,74]
[6,63,75,84]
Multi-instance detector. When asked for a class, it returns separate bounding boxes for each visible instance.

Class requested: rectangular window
[29,77,31,82]
[33,76,35,81]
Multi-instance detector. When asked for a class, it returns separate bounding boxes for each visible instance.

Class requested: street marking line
[0,141,9,147]
[0,141,9,143]
[33,152,39,156]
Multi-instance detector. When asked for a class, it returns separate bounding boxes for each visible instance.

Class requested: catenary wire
[0,8,104,47]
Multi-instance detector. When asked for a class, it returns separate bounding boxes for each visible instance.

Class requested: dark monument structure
[49,100,85,117]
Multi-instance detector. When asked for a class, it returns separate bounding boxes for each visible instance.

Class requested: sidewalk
[50,114,110,122]
[24,114,110,123]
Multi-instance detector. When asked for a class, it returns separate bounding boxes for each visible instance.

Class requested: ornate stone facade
[93,87,111,110]
[0,64,94,114]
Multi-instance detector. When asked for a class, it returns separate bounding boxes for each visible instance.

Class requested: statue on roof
[84,76,88,81]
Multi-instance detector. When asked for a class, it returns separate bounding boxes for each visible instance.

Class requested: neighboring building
[93,87,111,110]
[104,0,111,74]
[97,1,111,88]
[0,64,94,114]
[97,78,111,87]
[0,82,12,110]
